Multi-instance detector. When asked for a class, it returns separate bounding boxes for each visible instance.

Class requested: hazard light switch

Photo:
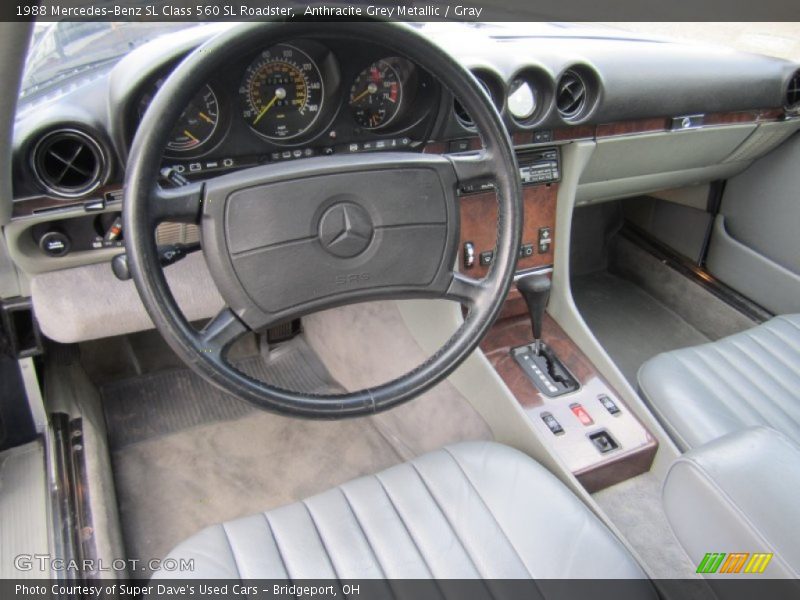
[570,403,594,426]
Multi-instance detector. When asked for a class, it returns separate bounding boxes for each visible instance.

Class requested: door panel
[706,131,800,314]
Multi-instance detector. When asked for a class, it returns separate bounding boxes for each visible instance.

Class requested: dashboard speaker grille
[556,70,587,120]
[32,129,106,198]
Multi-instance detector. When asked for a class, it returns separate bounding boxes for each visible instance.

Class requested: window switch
[538,227,552,254]
[541,412,564,435]
[598,394,621,415]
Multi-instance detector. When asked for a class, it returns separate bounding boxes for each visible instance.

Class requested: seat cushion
[638,314,800,450]
[663,427,800,579]
[153,441,647,579]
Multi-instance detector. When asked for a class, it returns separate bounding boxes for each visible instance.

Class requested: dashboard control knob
[39,230,71,257]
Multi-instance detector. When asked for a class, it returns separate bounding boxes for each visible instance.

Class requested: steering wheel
[124,21,522,418]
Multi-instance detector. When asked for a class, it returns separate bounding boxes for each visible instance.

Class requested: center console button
[541,412,564,435]
[570,403,594,426]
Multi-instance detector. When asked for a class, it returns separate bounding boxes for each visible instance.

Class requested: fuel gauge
[139,80,220,154]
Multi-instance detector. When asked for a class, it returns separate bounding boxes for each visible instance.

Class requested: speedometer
[239,44,324,140]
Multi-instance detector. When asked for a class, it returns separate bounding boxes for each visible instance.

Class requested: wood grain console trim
[481,313,593,408]
[481,313,658,492]
[457,183,557,280]
[596,118,669,137]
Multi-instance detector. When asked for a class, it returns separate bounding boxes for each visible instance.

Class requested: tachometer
[240,44,324,140]
[138,81,219,153]
[349,59,403,129]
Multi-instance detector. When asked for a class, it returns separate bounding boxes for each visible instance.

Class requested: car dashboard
[6,23,800,279]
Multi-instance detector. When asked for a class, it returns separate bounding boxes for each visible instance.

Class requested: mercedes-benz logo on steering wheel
[318,202,374,258]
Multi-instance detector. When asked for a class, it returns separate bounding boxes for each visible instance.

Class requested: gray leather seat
[638,314,800,450]
[153,441,647,579]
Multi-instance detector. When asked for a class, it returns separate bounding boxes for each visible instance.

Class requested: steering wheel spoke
[447,150,496,188]
[198,308,250,360]
[150,182,204,225]
[444,272,490,308]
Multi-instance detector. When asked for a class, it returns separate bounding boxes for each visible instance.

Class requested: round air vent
[556,69,589,122]
[31,129,107,198]
[454,71,503,130]
[785,70,800,111]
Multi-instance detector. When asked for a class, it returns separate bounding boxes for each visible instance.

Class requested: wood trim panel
[481,313,658,492]
[596,118,669,137]
[553,124,595,141]
[704,108,784,126]
[595,108,787,138]
[481,313,595,408]
[550,108,786,141]
[457,183,557,280]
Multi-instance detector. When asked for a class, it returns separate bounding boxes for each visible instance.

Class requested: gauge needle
[253,87,286,125]
[351,82,378,103]
[198,112,213,124]
[183,130,199,143]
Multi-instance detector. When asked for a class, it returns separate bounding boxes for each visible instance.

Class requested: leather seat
[153,441,648,579]
[638,314,800,450]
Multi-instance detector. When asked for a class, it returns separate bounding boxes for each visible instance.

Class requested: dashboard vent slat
[556,70,588,121]
[31,129,106,198]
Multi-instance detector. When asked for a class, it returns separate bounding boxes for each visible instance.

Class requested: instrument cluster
[133,39,437,166]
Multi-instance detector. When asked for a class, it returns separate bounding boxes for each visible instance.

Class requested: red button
[570,403,594,426]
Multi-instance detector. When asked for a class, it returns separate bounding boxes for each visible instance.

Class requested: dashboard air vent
[31,129,106,198]
[454,74,499,130]
[556,70,588,121]
[454,97,475,128]
[786,70,800,110]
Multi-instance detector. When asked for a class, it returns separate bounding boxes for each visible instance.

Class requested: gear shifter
[516,274,551,355]
[512,274,579,397]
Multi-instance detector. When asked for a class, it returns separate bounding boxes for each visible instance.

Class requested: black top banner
[5,0,800,22]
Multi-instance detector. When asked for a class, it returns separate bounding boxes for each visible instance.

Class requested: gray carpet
[104,334,490,577]
[101,337,339,449]
[573,272,709,385]
[594,474,714,598]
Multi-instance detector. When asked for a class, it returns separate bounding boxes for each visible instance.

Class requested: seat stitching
[301,500,340,581]
[726,337,800,402]
[678,350,766,422]
[373,473,448,600]
[672,352,758,425]
[404,462,501,600]
[749,329,800,377]
[219,523,243,580]
[262,512,292,580]
[709,345,793,422]
[337,487,387,578]
[763,320,800,353]
[722,340,800,425]
[442,448,540,582]
[372,472,436,578]
[405,461,491,583]
[775,315,800,336]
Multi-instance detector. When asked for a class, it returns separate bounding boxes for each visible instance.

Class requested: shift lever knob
[515,274,551,351]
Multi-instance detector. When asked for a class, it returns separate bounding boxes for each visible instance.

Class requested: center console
[454,142,657,493]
